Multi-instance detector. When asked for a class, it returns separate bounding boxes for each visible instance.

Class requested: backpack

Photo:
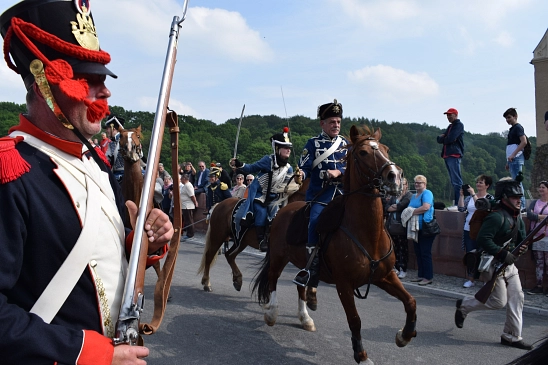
[469,209,491,241]
[468,197,494,241]
[523,135,532,160]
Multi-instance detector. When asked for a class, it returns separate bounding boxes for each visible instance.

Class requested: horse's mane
[342,125,376,192]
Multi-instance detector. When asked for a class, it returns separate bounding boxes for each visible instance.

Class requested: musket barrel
[115,1,189,345]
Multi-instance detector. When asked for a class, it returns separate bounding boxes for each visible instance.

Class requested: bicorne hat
[317,99,343,120]
[209,167,221,178]
[103,115,124,130]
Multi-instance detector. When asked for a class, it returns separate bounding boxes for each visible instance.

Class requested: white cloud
[493,31,514,47]
[348,64,439,104]
[94,1,273,62]
[186,7,273,63]
[137,96,199,118]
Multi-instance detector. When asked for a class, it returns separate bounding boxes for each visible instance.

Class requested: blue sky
[1,0,547,136]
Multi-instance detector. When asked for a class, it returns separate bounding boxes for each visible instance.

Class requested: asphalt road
[140,241,548,365]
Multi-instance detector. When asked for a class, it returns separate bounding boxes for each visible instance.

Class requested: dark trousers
[392,235,409,272]
[413,231,435,280]
[182,209,195,237]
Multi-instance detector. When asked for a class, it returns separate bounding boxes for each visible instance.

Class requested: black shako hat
[0,0,117,89]
[495,178,523,200]
[317,99,343,120]
[103,115,124,130]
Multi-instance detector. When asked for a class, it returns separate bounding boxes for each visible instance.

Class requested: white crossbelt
[312,135,342,170]
[30,174,101,323]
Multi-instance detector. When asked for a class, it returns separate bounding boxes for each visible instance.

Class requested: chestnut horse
[197,179,308,292]
[252,126,417,364]
[119,126,144,226]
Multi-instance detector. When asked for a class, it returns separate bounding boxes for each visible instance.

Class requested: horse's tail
[251,251,271,304]
[196,221,218,275]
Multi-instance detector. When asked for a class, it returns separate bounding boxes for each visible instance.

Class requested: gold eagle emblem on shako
[70,0,99,51]
[331,99,341,114]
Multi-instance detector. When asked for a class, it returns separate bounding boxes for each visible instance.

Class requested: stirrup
[293,269,310,287]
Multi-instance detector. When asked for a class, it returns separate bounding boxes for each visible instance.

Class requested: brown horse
[119,126,144,226]
[197,179,308,292]
[252,126,417,364]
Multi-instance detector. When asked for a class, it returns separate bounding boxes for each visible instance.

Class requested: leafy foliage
[0,102,536,204]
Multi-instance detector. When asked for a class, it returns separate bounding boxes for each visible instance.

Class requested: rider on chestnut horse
[293,99,349,288]
[230,129,294,252]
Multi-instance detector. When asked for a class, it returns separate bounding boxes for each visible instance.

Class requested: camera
[462,184,470,196]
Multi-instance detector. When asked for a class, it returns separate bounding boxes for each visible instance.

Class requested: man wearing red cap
[0,1,173,364]
[437,108,464,205]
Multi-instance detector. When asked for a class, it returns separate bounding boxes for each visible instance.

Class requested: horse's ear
[136,125,142,132]
[350,125,359,143]
[373,128,382,141]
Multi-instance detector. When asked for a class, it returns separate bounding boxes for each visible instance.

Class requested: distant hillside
[1,102,535,204]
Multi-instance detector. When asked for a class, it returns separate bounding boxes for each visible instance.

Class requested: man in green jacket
[454,178,532,350]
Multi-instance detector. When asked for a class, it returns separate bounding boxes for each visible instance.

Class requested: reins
[339,226,394,299]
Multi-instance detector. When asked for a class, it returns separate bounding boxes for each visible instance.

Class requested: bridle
[347,137,397,196]
[119,130,143,162]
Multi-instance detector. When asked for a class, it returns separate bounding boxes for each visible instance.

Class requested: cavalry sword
[233,104,245,159]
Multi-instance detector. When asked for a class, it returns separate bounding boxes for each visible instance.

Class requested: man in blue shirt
[293,99,348,288]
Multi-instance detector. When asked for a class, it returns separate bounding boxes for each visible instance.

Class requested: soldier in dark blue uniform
[230,129,294,252]
[294,99,348,288]
[205,166,232,211]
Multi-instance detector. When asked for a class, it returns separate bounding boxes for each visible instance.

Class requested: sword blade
[233,104,245,159]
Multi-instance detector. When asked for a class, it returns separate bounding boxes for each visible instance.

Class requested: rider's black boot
[293,246,319,287]
[256,226,268,252]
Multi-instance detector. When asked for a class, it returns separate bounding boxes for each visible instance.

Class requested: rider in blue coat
[293,99,348,288]
[231,129,294,252]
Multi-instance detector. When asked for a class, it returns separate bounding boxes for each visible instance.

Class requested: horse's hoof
[395,329,415,347]
[302,321,316,332]
[264,313,276,326]
[233,281,242,291]
[203,285,212,292]
[354,351,370,364]
[306,301,317,311]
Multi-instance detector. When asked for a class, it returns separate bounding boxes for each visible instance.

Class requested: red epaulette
[0,136,30,184]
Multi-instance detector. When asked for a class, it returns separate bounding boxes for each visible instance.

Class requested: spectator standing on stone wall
[437,108,464,206]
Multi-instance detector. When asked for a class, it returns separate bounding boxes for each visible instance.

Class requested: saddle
[316,195,346,235]
[286,204,310,246]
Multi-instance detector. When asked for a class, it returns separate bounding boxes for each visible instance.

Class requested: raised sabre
[233,104,245,159]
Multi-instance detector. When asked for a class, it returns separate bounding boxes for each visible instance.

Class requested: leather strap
[140,110,183,335]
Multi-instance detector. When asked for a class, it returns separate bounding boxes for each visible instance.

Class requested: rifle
[475,215,548,304]
[113,0,189,346]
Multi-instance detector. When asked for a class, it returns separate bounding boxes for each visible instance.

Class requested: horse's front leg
[226,238,247,291]
[298,285,316,331]
[336,283,372,364]
[375,270,417,347]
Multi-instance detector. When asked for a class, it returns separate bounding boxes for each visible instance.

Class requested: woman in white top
[457,174,493,288]
[180,173,198,240]
[231,174,246,199]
